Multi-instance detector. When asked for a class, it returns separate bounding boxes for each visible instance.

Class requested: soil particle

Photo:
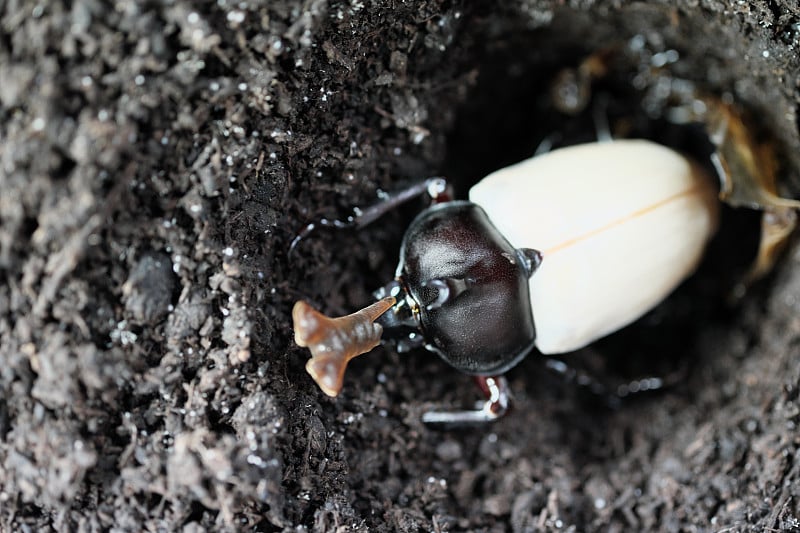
[2,0,800,531]
[123,252,177,325]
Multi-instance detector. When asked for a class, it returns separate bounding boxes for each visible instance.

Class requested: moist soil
[2,1,800,531]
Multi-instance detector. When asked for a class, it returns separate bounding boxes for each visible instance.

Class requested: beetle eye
[420,277,474,311]
[420,279,450,311]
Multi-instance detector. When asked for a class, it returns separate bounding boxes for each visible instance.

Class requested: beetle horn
[292,296,396,397]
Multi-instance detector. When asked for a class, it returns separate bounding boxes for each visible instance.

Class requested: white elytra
[469,139,720,354]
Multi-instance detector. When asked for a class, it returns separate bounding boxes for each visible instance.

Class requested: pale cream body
[469,140,720,354]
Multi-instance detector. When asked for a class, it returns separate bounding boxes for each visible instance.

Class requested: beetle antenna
[292,296,396,397]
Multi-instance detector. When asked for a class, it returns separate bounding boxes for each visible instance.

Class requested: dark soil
[2,1,800,531]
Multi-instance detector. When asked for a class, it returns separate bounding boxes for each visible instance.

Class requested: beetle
[291,86,800,426]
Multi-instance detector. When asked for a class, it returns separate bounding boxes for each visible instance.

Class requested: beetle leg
[544,357,672,408]
[591,93,613,143]
[289,177,451,254]
[544,357,609,397]
[549,46,616,116]
[347,176,452,225]
[421,375,510,426]
[533,133,562,156]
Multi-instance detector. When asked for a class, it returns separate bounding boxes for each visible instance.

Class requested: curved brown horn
[292,296,396,397]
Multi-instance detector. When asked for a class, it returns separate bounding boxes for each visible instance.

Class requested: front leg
[422,375,510,426]
[290,177,452,253]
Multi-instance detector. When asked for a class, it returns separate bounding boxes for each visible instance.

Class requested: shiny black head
[378,201,541,375]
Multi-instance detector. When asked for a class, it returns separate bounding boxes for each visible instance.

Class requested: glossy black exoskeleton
[376,201,542,376]
[292,178,544,424]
